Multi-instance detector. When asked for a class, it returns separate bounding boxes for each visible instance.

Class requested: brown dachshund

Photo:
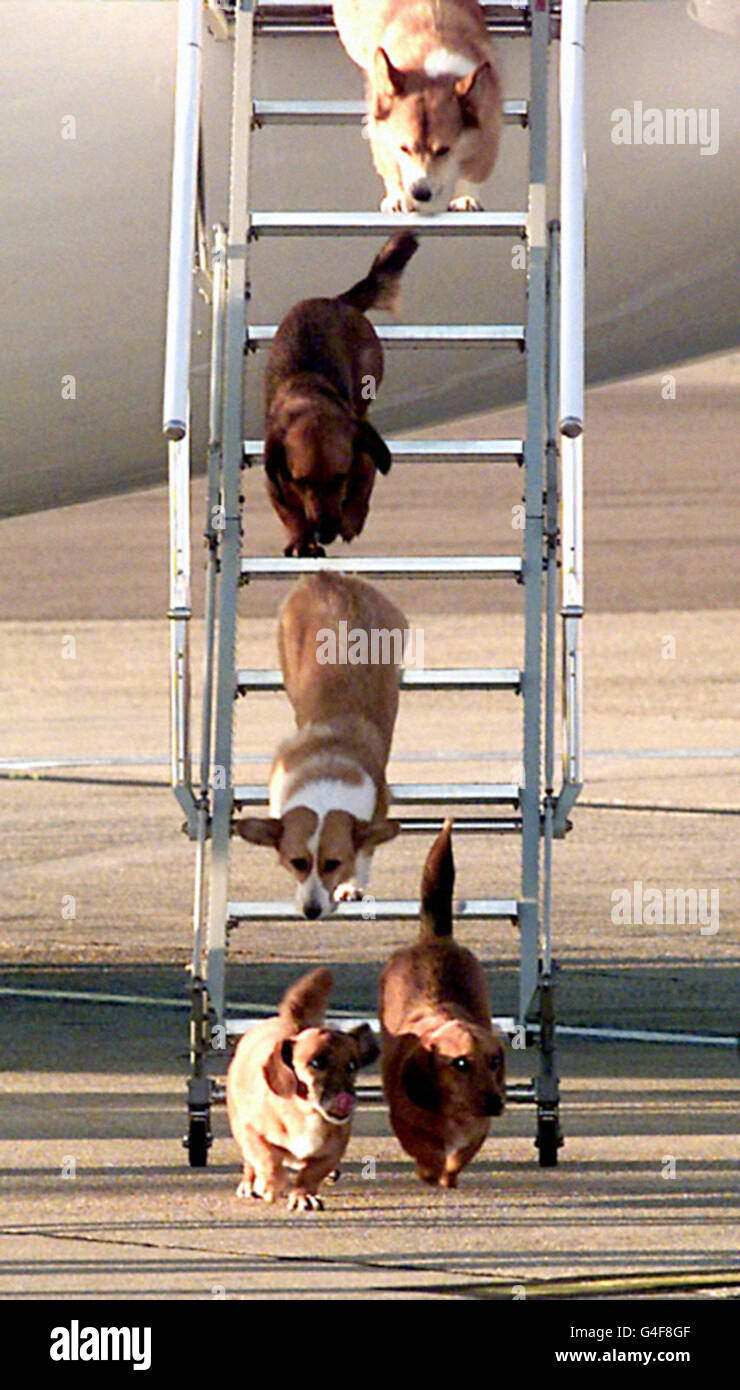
[263,232,418,557]
[226,967,378,1211]
[380,820,506,1187]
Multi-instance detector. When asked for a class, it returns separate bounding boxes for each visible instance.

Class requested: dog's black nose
[303,902,323,920]
[411,181,432,203]
[485,1094,504,1117]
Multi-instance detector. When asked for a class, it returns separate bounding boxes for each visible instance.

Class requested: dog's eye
[452,1057,471,1073]
[322,858,341,874]
[310,1054,328,1071]
[290,856,310,874]
[432,145,450,158]
[347,1059,358,1073]
[489,1056,502,1073]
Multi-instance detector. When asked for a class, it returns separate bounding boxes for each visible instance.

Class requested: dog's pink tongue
[330,1092,354,1118]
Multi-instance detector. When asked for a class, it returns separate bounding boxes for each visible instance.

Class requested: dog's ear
[374,47,407,99]
[352,818,400,851]
[354,420,392,476]
[455,61,491,126]
[264,436,288,494]
[348,1023,380,1069]
[401,1041,440,1113]
[455,60,492,102]
[263,1038,297,1099]
[236,817,284,848]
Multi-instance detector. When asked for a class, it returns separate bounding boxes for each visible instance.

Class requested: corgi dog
[332,0,503,213]
[236,571,405,918]
[264,232,418,558]
[380,820,507,1186]
[226,967,379,1211]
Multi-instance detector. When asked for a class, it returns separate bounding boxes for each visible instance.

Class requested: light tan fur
[380,821,507,1186]
[237,572,406,918]
[332,0,503,213]
[226,968,379,1211]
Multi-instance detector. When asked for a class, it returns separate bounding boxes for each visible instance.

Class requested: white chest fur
[286,1110,337,1162]
[277,771,377,824]
[423,48,476,79]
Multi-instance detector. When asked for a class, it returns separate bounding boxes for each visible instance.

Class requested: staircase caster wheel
[536,1114,560,1168]
[187,1114,210,1168]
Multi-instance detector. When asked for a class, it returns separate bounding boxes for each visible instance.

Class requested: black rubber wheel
[536,1115,560,1168]
[187,1115,210,1168]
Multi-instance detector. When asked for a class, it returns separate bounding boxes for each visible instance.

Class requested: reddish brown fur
[263,233,417,557]
[226,968,378,1211]
[380,821,507,1186]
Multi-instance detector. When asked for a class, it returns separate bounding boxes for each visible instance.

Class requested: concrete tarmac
[0,362,738,1301]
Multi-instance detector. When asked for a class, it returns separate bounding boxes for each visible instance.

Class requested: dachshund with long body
[264,232,418,558]
[227,968,378,1211]
[380,820,507,1187]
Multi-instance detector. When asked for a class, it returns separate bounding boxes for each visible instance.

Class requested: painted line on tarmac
[0,989,736,1047]
[404,1268,740,1300]
[551,1023,738,1048]
[1,747,738,772]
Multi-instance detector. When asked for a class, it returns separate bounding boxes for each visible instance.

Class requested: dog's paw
[284,541,326,559]
[417,1165,443,1187]
[235,1177,259,1200]
[380,192,408,214]
[257,1186,280,1204]
[448,194,483,213]
[334,882,364,903]
[287,1189,324,1213]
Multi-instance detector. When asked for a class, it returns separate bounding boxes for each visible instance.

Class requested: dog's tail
[337,232,419,313]
[419,818,455,940]
[278,967,333,1031]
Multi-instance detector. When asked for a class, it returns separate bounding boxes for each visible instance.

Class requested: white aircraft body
[0,1,737,516]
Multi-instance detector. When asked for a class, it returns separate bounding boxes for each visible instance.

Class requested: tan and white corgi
[332,0,503,214]
[237,572,405,918]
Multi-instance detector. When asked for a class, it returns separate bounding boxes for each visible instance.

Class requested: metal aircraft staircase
[164,0,585,1169]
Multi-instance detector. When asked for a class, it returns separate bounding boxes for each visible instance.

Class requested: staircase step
[393,816,522,834]
[233,782,520,806]
[243,438,524,465]
[249,211,527,238]
[239,555,522,580]
[210,1068,535,1105]
[236,667,521,694]
[247,323,525,351]
[253,2,539,37]
[226,897,519,922]
[252,98,529,127]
